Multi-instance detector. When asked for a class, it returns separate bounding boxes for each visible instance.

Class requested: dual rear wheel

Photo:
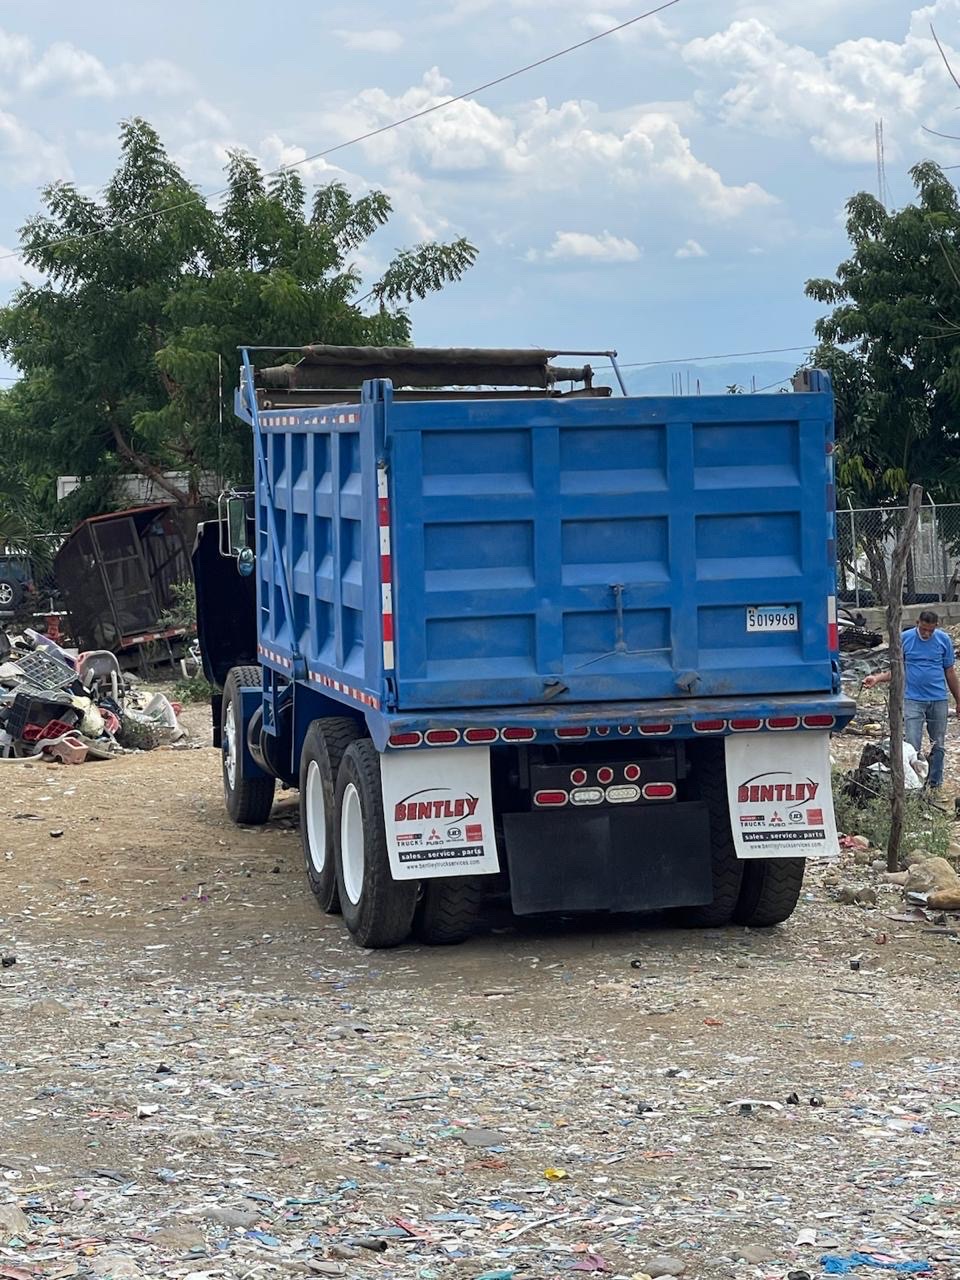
[299,723,482,948]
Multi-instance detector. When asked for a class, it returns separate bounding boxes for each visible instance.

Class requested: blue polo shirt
[902,627,955,702]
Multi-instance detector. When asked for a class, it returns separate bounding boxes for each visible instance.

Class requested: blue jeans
[904,698,949,788]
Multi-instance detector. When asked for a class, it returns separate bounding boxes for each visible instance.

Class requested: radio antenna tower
[875,119,888,209]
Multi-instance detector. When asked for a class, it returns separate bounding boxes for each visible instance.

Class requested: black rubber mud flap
[502,803,712,916]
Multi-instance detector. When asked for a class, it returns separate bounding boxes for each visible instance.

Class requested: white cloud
[675,238,707,258]
[0,25,193,100]
[20,41,115,96]
[682,6,960,165]
[535,230,642,263]
[0,109,70,184]
[324,70,774,217]
[335,28,404,53]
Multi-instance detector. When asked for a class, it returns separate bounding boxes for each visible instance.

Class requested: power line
[0,0,681,267]
[598,344,815,370]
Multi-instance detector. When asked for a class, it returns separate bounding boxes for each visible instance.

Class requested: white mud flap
[725,730,839,860]
[379,746,501,881]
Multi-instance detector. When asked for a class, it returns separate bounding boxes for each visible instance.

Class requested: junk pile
[0,629,185,764]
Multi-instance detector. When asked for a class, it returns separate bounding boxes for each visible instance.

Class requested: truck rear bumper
[502,803,713,914]
[372,692,855,752]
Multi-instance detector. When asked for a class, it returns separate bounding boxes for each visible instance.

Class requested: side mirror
[237,546,255,578]
[218,490,254,560]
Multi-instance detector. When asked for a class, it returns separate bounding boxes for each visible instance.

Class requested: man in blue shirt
[863,610,960,790]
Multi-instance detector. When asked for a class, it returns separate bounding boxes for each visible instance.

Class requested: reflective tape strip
[307,669,380,710]
[257,644,293,670]
[827,594,838,651]
[378,463,395,673]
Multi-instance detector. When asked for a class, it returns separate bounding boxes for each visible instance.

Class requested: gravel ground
[1,707,959,1280]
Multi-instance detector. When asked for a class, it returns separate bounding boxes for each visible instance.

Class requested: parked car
[0,553,35,614]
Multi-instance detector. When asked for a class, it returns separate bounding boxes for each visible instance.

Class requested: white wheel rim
[0,584,13,606]
[304,759,327,875]
[340,782,365,906]
[224,700,237,790]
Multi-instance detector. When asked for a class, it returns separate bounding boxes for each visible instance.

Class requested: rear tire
[335,740,417,948]
[673,743,743,927]
[413,878,485,944]
[734,858,805,926]
[221,666,275,826]
[299,718,362,913]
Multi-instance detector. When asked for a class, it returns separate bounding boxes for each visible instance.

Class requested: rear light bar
[390,715,838,747]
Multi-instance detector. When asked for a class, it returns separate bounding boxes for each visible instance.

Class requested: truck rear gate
[197,347,854,948]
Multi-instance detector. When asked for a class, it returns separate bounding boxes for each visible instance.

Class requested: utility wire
[597,343,815,370]
[0,0,680,267]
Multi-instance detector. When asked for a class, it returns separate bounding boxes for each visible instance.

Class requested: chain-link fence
[837,501,960,607]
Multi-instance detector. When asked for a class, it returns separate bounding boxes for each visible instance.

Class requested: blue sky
[0,0,958,390]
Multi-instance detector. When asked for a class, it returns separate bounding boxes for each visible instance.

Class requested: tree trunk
[887,483,923,871]
[109,422,191,506]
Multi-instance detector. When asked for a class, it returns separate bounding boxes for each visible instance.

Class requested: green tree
[805,161,960,506]
[0,119,477,508]
[804,162,960,602]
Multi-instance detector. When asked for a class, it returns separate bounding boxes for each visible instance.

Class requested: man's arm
[863,670,891,690]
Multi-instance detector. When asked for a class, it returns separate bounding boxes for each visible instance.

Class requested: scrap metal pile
[0,629,184,764]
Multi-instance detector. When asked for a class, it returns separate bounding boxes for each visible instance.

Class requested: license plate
[746,605,798,633]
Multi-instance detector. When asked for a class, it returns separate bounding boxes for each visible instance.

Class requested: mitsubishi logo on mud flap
[395,788,481,829]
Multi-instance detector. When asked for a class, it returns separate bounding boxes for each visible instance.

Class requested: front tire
[335,740,417,948]
[221,666,275,826]
[299,718,362,913]
[673,742,743,927]
[734,858,805,926]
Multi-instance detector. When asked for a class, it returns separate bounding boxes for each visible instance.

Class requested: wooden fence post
[887,484,924,871]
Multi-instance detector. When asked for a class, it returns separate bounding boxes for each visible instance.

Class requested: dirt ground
[1,705,959,1279]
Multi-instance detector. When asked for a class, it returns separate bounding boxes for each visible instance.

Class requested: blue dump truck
[194,345,855,948]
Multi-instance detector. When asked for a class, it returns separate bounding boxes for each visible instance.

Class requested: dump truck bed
[245,375,838,716]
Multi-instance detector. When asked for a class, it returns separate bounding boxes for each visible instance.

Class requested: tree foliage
[805,161,960,506]
[0,119,477,508]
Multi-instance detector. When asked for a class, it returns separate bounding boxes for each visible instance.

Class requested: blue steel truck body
[195,345,854,948]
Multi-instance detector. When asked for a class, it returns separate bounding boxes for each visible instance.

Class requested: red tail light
[730,718,762,731]
[802,714,835,729]
[389,732,422,748]
[569,768,588,786]
[502,727,536,742]
[766,716,800,730]
[693,720,725,733]
[556,726,589,739]
[425,729,460,746]
[639,723,671,735]
[464,728,498,743]
[534,790,568,807]
[642,782,677,800]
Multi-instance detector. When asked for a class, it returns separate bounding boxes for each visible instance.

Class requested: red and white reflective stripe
[259,412,360,429]
[827,594,838,651]
[307,669,380,710]
[378,465,395,672]
[257,643,294,671]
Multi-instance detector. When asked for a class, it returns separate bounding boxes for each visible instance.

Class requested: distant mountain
[616,359,800,398]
